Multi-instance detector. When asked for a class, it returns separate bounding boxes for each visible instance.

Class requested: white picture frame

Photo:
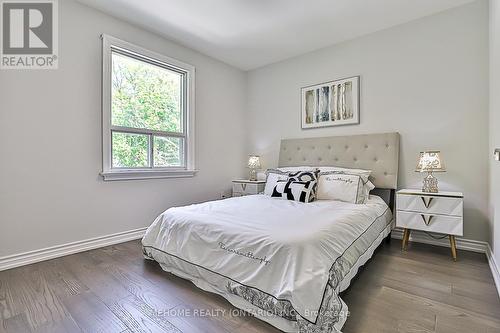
[301,76,360,129]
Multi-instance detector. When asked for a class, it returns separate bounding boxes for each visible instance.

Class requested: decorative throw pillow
[317,171,371,204]
[271,179,316,203]
[264,169,289,195]
[318,167,374,203]
[271,179,288,198]
[287,170,319,201]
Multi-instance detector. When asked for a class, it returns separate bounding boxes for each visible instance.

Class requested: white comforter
[142,194,390,323]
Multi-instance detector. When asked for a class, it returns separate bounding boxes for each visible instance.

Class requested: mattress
[142,194,392,333]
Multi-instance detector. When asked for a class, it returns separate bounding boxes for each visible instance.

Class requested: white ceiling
[78,0,476,70]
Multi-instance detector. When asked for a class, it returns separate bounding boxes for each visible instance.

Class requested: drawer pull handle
[420,214,434,226]
[420,196,434,208]
[241,184,247,191]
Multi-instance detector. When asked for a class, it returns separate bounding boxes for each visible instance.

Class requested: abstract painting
[301,76,359,129]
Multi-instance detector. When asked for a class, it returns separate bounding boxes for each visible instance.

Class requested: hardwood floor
[0,239,499,333]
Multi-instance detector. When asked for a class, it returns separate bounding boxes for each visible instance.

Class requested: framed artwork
[301,76,359,129]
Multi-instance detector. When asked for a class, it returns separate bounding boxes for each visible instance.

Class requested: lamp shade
[415,151,446,172]
[248,155,261,169]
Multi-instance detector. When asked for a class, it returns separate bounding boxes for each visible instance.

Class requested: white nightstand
[396,189,463,261]
[232,180,265,197]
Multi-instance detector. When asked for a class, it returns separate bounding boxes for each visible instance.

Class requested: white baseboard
[391,227,500,298]
[0,227,147,272]
[486,244,500,299]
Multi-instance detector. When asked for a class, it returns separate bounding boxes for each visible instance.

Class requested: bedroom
[0,0,499,332]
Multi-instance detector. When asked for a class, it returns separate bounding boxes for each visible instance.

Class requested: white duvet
[142,194,390,323]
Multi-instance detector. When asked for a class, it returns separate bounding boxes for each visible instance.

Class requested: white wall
[490,0,500,261]
[0,0,493,259]
[0,0,247,257]
[246,1,490,242]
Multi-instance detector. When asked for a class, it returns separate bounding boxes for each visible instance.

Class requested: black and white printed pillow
[264,169,290,195]
[287,170,319,201]
[271,179,317,203]
[317,171,371,204]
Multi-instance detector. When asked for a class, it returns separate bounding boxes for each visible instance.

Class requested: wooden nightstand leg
[402,229,407,251]
[402,228,410,251]
[406,229,411,250]
[401,229,407,251]
[449,235,457,261]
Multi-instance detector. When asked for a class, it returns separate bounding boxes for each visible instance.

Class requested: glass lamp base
[249,169,257,181]
[422,173,439,193]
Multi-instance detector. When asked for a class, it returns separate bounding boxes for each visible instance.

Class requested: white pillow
[318,166,371,178]
[364,181,376,200]
[264,169,289,195]
[318,167,374,202]
[317,171,371,204]
[277,166,316,172]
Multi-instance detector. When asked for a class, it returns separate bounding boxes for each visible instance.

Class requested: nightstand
[232,180,265,197]
[396,189,463,260]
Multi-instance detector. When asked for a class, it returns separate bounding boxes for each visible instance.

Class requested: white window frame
[100,35,196,181]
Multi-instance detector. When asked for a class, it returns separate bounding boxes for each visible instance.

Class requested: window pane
[112,132,149,168]
[154,136,183,167]
[111,51,183,133]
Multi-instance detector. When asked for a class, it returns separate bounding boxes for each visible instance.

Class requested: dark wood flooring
[0,239,499,333]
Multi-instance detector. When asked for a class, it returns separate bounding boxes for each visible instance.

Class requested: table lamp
[415,151,446,193]
[248,155,261,181]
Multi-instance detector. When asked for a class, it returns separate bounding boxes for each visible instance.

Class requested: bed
[142,132,400,333]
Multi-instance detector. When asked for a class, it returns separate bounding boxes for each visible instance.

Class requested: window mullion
[149,134,154,168]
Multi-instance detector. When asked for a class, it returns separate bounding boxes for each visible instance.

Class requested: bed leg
[385,232,392,244]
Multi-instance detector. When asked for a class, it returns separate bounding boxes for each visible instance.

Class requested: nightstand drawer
[396,211,463,236]
[232,182,265,196]
[232,183,254,195]
[397,194,463,217]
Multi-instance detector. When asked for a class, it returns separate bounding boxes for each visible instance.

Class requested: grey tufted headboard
[278,132,400,190]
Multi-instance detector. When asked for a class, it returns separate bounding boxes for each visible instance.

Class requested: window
[101,35,196,180]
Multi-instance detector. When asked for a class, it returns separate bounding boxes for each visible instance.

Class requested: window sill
[101,169,198,181]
